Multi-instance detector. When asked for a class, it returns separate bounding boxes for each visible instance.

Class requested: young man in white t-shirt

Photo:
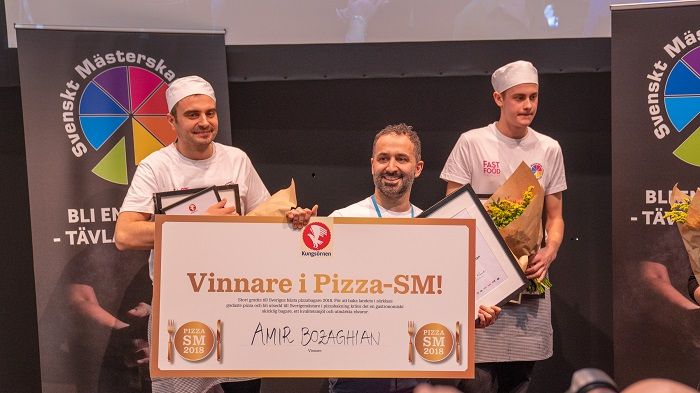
[441,61,566,393]
[115,75,317,393]
[329,123,502,393]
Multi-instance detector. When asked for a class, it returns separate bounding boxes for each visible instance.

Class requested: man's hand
[134,340,150,365]
[414,384,460,393]
[126,302,151,318]
[476,305,501,328]
[205,199,238,216]
[526,245,557,280]
[286,205,319,229]
[121,338,150,367]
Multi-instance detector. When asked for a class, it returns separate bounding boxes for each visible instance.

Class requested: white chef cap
[165,75,216,112]
[491,60,538,93]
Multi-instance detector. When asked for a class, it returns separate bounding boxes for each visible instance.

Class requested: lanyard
[371,195,414,218]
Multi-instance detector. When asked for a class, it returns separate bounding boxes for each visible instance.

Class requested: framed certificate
[155,184,241,215]
[161,186,220,215]
[417,184,527,309]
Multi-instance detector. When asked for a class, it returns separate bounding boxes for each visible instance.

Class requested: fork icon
[167,319,175,363]
[407,320,415,364]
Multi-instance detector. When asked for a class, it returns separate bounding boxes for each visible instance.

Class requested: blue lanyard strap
[371,195,414,218]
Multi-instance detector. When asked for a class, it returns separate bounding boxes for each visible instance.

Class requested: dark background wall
[0,4,612,390]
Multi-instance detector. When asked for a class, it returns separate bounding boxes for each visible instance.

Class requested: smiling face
[494,83,539,138]
[371,133,424,201]
[168,94,218,159]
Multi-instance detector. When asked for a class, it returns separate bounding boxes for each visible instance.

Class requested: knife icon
[455,321,462,364]
[216,319,222,362]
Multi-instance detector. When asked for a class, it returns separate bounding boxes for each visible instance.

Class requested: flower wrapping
[246,179,297,217]
[486,161,546,293]
[668,185,700,284]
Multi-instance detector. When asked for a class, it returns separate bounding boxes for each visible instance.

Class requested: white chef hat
[491,60,538,93]
[165,75,216,112]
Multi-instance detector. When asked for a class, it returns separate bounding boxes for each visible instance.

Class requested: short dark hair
[372,123,422,161]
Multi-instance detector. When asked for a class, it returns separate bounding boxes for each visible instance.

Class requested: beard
[373,170,414,199]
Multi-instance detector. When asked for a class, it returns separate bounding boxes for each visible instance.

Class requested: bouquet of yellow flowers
[485,162,548,294]
[486,186,535,228]
[664,185,700,284]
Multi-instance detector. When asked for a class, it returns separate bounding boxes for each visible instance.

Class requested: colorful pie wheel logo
[530,163,544,179]
[664,46,700,166]
[78,66,175,184]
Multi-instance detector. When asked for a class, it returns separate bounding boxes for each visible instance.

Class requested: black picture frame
[155,184,241,215]
[418,184,528,308]
[160,185,220,215]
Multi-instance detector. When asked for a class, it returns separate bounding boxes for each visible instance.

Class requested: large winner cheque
[151,216,475,379]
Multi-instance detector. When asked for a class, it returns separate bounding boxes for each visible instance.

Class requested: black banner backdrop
[611,2,700,388]
[17,27,230,393]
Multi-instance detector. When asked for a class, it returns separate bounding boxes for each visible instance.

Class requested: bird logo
[302,221,331,250]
